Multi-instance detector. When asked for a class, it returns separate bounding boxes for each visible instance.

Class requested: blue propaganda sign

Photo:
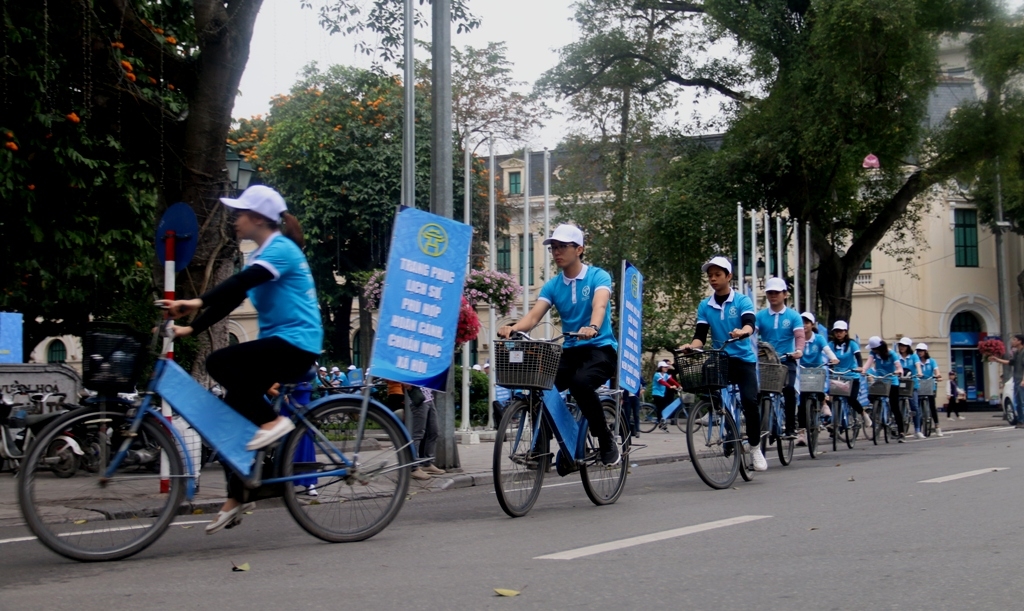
[617,261,644,394]
[369,208,473,391]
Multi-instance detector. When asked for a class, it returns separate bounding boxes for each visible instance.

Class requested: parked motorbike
[0,391,75,475]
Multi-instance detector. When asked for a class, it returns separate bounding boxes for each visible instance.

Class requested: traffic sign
[155,202,198,272]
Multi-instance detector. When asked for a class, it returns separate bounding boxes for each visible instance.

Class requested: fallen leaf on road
[73,519,87,525]
[835,463,841,467]
[848,477,855,481]
[192,509,204,515]
[232,562,250,572]
[494,589,520,597]
[181,525,193,529]
[244,511,254,515]
[809,527,819,530]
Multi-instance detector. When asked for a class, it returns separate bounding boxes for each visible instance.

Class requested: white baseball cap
[701,256,733,275]
[832,320,849,331]
[800,311,816,324]
[657,360,670,368]
[347,365,357,371]
[898,337,913,346]
[765,277,787,293]
[868,336,883,349]
[483,362,490,369]
[220,185,287,223]
[330,366,340,373]
[318,366,327,372]
[543,224,584,247]
[915,343,928,351]
[472,364,483,371]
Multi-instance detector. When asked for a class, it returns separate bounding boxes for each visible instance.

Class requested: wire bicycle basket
[758,363,789,394]
[828,374,859,398]
[898,378,914,397]
[867,379,892,397]
[918,378,936,396]
[674,350,729,392]
[798,367,827,394]
[83,323,147,394]
[493,339,562,391]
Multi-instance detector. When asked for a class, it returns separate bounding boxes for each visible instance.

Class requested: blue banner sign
[950,332,980,347]
[369,208,473,391]
[617,261,644,394]
[0,312,22,363]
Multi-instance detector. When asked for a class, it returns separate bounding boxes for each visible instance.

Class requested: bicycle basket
[828,374,858,398]
[674,350,729,392]
[494,340,562,390]
[798,367,827,394]
[758,363,789,394]
[918,378,936,396]
[83,323,147,393]
[898,377,914,397]
[867,379,891,397]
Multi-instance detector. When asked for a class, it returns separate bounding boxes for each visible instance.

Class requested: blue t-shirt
[899,352,921,389]
[246,233,324,355]
[695,290,756,362]
[652,372,669,397]
[921,357,938,379]
[330,372,349,387]
[800,333,828,368]
[829,339,861,373]
[869,349,901,386]
[755,306,803,357]
[538,264,617,350]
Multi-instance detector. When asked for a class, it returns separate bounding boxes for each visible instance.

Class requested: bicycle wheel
[685,399,739,490]
[870,400,880,445]
[281,400,412,543]
[638,403,657,433]
[735,404,752,482]
[883,402,891,444]
[675,405,689,434]
[19,405,186,562]
[492,399,548,517]
[922,398,933,437]
[806,397,820,459]
[776,403,794,466]
[760,396,773,447]
[44,436,81,478]
[846,405,857,449]
[581,403,629,506]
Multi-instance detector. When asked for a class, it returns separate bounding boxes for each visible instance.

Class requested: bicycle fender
[302,393,415,457]
[54,435,84,456]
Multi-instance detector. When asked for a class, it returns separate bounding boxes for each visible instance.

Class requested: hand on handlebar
[576,325,598,340]
[156,298,202,319]
[497,325,516,339]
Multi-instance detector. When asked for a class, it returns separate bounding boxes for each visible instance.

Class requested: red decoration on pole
[862,154,880,169]
[160,230,175,494]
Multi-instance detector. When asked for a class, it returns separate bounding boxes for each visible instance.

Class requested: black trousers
[652,394,672,422]
[782,360,798,434]
[555,345,618,449]
[205,337,318,501]
[728,358,761,447]
[887,383,906,435]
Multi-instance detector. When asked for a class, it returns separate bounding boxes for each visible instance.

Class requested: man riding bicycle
[498,224,621,466]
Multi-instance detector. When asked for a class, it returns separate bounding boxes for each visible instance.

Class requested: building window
[228,333,240,346]
[519,233,535,286]
[954,209,979,267]
[47,340,66,363]
[861,252,872,270]
[508,171,521,195]
[951,311,982,333]
[352,330,363,369]
[497,236,511,274]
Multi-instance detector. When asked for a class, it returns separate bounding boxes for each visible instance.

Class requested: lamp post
[226,147,254,194]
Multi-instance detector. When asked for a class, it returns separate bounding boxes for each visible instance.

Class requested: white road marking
[918,468,1009,483]
[0,519,211,545]
[534,515,772,560]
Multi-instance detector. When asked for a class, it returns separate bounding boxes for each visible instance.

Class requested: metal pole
[764,211,771,282]
[460,135,471,433]
[794,220,801,311]
[805,222,812,312]
[522,147,531,314]
[401,0,415,209]
[737,204,744,293]
[996,162,1011,347]
[430,0,458,469]
[751,211,758,303]
[543,148,551,325]
[776,216,783,285]
[487,134,496,430]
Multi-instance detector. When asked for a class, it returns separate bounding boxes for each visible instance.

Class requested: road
[1,425,1021,610]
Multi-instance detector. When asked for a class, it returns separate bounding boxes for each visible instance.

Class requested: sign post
[617,261,644,395]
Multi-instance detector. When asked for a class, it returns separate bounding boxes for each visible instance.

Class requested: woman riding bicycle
[828,321,871,433]
[652,360,682,430]
[159,185,323,533]
[863,336,907,442]
[679,256,765,471]
[915,343,943,437]
[754,277,805,445]
[797,312,838,446]
[896,337,925,439]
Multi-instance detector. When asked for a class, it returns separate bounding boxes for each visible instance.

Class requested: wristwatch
[587,324,599,331]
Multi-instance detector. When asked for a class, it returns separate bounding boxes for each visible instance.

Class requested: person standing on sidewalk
[946,371,964,420]
[410,387,445,479]
[991,334,1024,428]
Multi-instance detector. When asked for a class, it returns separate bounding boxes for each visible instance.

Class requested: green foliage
[452,365,491,426]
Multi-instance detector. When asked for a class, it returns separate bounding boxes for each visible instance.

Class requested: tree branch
[97,0,194,92]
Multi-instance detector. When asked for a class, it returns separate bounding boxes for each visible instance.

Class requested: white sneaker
[246,418,296,450]
[915,431,925,439]
[935,428,944,437]
[750,444,768,472]
[305,485,319,497]
[958,416,966,420]
[863,413,873,430]
[205,502,255,535]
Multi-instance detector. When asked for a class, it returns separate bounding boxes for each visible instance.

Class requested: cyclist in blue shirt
[679,256,766,471]
[652,360,682,430]
[896,337,925,438]
[828,321,871,432]
[796,312,838,444]
[498,224,621,466]
[160,185,323,532]
[754,277,805,440]
[864,336,907,441]
[915,343,944,437]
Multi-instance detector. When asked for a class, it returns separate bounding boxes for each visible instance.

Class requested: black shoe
[600,444,621,466]
[555,451,576,477]
[783,431,797,440]
[631,432,639,438]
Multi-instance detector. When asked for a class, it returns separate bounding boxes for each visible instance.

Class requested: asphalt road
[1,426,1022,610]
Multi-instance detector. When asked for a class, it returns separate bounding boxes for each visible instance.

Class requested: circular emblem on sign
[630,274,639,299]
[782,319,792,328]
[582,285,591,299]
[728,306,738,317]
[417,223,448,257]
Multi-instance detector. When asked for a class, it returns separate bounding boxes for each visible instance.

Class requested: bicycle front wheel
[282,400,412,543]
[19,405,187,562]
[638,403,657,433]
[685,399,739,490]
[493,399,548,517]
[806,397,820,459]
[846,405,857,449]
[922,398,933,437]
[870,401,880,445]
[581,403,629,506]
[777,403,794,466]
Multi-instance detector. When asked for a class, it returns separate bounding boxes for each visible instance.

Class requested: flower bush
[457,296,480,345]
[360,269,386,310]
[978,337,1006,360]
[463,269,521,316]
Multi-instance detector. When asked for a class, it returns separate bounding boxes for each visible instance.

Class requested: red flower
[456,297,480,345]
[978,338,1006,360]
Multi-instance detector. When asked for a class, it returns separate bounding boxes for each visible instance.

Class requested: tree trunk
[358,296,374,369]
[330,294,354,366]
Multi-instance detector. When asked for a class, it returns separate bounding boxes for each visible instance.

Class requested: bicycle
[798,365,827,459]
[866,374,901,445]
[491,332,629,517]
[19,319,417,562]
[827,369,861,451]
[917,376,938,437]
[759,356,794,466]
[675,337,756,490]
[638,396,687,433]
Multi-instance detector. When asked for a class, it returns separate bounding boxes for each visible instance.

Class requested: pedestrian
[991,334,1024,428]
[946,371,964,419]
[864,336,908,442]
[409,386,445,480]
[896,337,925,438]
[651,360,681,431]
[314,366,331,398]
[828,321,872,434]
[624,375,644,438]
[329,366,347,388]
[915,343,943,436]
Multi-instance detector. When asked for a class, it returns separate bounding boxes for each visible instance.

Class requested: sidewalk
[0,411,1009,527]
